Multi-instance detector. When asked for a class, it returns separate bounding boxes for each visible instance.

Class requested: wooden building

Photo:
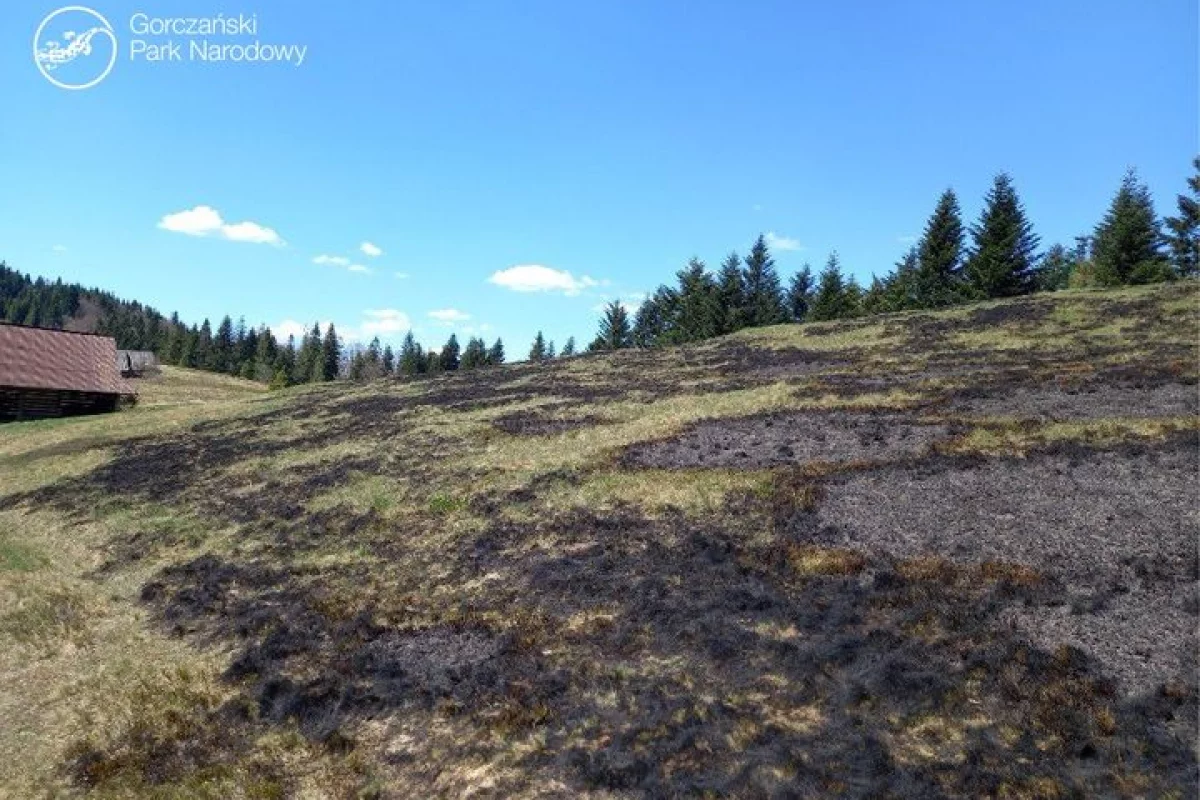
[117,349,161,378]
[0,323,136,421]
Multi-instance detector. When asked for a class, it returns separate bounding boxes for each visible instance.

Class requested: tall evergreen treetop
[1165,156,1200,277]
[592,300,633,351]
[786,264,814,322]
[669,258,721,343]
[809,253,857,321]
[320,324,341,381]
[439,333,461,371]
[529,331,547,362]
[742,235,788,326]
[487,337,506,366]
[1092,169,1168,285]
[561,336,577,357]
[965,173,1040,298]
[398,331,423,376]
[632,286,678,348]
[461,336,488,369]
[213,315,235,373]
[914,189,966,308]
[715,252,746,334]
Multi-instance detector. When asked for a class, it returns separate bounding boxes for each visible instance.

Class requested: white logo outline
[33,5,118,90]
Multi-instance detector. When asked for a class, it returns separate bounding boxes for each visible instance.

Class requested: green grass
[0,537,47,572]
[0,281,1195,797]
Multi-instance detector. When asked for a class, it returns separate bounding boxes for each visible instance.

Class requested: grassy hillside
[0,283,1196,798]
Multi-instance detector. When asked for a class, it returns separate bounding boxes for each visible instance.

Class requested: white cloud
[394,271,410,279]
[360,241,383,257]
[271,319,308,342]
[361,309,411,336]
[765,231,803,252]
[222,220,282,245]
[428,308,471,324]
[488,264,599,295]
[52,244,67,253]
[592,293,645,315]
[158,205,283,246]
[314,254,370,274]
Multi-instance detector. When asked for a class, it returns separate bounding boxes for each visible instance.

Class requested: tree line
[587,161,1199,351]
[3,159,1196,385]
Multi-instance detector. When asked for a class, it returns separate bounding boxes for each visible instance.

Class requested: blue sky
[2,1,1196,354]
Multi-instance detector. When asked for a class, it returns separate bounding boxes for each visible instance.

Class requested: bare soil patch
[492,405,611,436]
[947,381,1197,420]
[624,410,953,468]
[807,436,1199,694]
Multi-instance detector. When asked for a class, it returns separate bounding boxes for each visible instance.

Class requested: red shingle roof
[0,324,135,395]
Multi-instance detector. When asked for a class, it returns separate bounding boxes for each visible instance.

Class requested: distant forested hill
[0,261,167,350]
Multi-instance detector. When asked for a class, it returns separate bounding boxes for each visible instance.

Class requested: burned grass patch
[491,406,612,436]
[810,436,1199,694]
[947,380,1198,421]
[95,447,1200,797]
[137,553,566,750]
[509,508,1195,795]
[701,341,857,382]
[623,409,953,469]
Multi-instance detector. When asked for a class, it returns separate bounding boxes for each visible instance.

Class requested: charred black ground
[0,282,1196,798]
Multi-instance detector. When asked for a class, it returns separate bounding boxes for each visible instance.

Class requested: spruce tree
[164,312,184,363]
[179,326,198,368]
[593,300,633,350]
[277,335,297,384]
[529,331,547,362]
[859,275,889,316]
[1034,244,1077,292]
[809,253,856,321]
[670,258,721,343]
[253,325,277,382]
[382,344,395,375]
[399,331,423,376]
[439,334,460,371]
[234,316,253,372]
[297,323,321,381]
[742,235,788,326]
[1165,156,1200,277]
[487,338,506,366]
[546,340,556,359]
[1092,169,1169,285]
[632,287,678,347]
[914,189,966,307]
[320,324,341,381]
[361,337,383,379]
[211,315,234,372]
[561,336,576,356]
[965,173,1040,298]
[786,264,814,322]
[715,252,747,334]
[886,247,920,311]
[195,319,214,370]
[461,337,488,369]
[425,350,442,375]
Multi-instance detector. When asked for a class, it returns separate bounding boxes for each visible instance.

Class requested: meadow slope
[0,284,1197,798]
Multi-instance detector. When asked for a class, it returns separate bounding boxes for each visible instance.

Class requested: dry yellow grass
[0,281,1195,797]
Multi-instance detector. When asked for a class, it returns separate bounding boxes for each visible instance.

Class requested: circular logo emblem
[33,6,117,90]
